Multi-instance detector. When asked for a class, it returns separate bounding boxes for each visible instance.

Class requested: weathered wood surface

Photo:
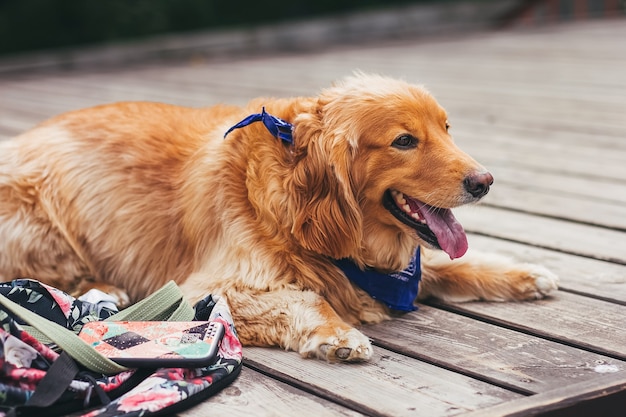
[435,291,626,359]
[245,347,521,417]
[364,305,624,393]
[206,368,365,416]
[467,235,626,304]
[461,371,626,417]
[1,19,625,417]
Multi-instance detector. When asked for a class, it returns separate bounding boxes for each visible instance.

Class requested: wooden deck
[1,19,625,416]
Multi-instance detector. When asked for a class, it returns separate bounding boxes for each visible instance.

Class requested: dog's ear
[287,101,363,259]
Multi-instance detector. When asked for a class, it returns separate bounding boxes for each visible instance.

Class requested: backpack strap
[24,352,80,407]
[0,281,195,375]
[106,280,195,322]
[21,280,195,343]
[0,293,128,375]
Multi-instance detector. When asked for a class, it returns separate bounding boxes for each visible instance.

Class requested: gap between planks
[428,291,626,361]
[456,206,626,265]
[181,366,365,417]
[363,304,625,395]
[244,346,521,417]
[466,234,626,304]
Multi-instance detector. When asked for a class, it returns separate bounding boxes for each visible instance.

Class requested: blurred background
[0,0,624,70]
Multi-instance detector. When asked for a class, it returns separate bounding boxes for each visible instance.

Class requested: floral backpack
[0,279,242,417]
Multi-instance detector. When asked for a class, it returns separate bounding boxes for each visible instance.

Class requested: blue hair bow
[224,107,293,143]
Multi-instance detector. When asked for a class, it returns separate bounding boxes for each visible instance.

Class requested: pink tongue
[414,200,468,259]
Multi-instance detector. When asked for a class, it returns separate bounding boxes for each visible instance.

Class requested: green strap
[0,293,129,375]
[0,281,196,375]
[167,297,195,321]
[19,326,52,345]
[23,280,194,342]
[106,281,194,322]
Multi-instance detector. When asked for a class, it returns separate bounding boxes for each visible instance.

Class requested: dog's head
[288,73,492,271]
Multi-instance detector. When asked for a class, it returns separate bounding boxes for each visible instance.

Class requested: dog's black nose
[464,171,494,198]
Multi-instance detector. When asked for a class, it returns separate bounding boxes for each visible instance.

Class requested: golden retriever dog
[0,73,558,361]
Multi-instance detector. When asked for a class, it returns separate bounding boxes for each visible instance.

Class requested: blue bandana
[224,107,293,143]
[335,248,421,312]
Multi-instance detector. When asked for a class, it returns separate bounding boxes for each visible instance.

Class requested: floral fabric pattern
[0,279,242,417]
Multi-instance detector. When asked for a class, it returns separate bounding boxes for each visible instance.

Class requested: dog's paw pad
[319,343,346,358]
[303,328,373,362]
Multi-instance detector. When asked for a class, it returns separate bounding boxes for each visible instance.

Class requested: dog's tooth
[411,213,420,220]
[403,204,411,213]
[393,193,406,205]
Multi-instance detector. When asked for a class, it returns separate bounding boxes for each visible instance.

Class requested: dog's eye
[445,122,450,132]
[392,134,417,149]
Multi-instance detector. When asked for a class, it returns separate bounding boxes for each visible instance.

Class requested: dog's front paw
[300,327,373,362]
[524,264,559,299]
[516,263,559,300]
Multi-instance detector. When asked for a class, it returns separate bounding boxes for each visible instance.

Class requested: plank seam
[241,361,384,417]
[425,301,626,362]
[559,288,626,307]
[481,203,626,233]
[467,231,626,266]
[367,339,534,396]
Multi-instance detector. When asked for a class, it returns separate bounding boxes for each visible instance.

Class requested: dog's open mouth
[383,189,468,259]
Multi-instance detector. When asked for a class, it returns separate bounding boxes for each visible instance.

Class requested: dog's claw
[302,328,373,362]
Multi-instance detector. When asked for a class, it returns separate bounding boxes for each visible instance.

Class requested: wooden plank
[466,234,626,304]
[184,367,364,417]
[462,141,626,182]
[454,130,626,180]
[0,107,48,135]
[0,82,176,114]
[479,163,626,205]
[455,120,626,152]
[439,100,626,140]
[440,86,626,117]
[455,206,626,264]
[479,76,625,99]
[0,69,299,108]
[0,129,19,141]
[461,371,626,417]
[436,292,626,360]
[456,127,626,170]
[244,347,521,417]
[334,55,626,99]
[481,186,626,231]
[363,305,626,394]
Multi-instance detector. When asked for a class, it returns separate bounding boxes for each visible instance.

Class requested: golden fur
[0,74,558,361]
